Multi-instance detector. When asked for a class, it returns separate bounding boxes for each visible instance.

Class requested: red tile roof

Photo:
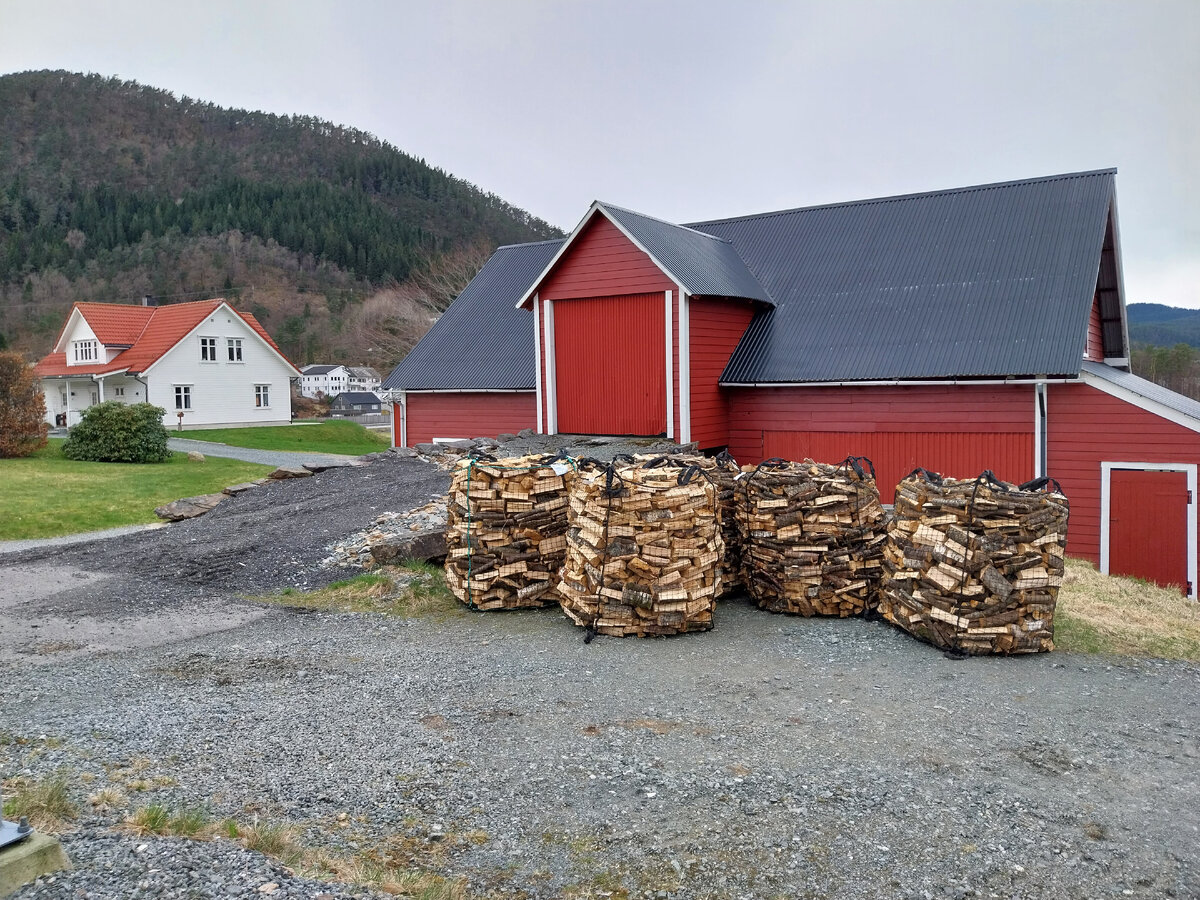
[35,299,298,378]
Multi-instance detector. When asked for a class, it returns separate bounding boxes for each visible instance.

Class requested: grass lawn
[179,420,389,456]
[0,440,274,540]
[1056,558,1200,661]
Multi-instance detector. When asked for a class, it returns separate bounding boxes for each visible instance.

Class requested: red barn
[383,170,1200,597]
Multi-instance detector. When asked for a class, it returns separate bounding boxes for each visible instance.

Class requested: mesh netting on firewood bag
[444,452,575,610]
[558,454,723,637]
[736,456,888,616]
[877,469,1069,654]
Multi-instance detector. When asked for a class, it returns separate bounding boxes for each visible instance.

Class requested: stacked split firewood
[558,456,723,637]
[737,457,888,616]
[708,452,744,597]
[444,454,573,610]
[877,471,1068,654]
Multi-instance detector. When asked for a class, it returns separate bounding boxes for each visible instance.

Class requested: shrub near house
[0,350,48,458]
[62,402,172,463]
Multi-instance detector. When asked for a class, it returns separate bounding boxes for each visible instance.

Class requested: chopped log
[444,454,574,609]
[736,457,888,617]
[558,455,722,637]
[877,470,1069,654]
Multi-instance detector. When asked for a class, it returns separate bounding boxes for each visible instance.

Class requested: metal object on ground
[0,814,32,850]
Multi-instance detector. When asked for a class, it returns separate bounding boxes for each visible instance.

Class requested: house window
[200,337,217,362]
[72,340,99,363]
[175,385,192,410]
[227,338,243,362]
[60,391,67,407]
[255,385,270,408]
[113,387,125,397]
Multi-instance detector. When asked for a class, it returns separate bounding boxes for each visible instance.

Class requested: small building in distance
[329,390,383,416]
[299,364,350,398]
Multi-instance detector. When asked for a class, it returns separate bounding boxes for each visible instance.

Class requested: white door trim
[679,289,691,445]
[533,294,543,434]
[544,299,558,435]
[664,290,674,440]
[1100,460,1197,599]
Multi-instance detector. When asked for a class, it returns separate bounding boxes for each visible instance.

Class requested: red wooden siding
[763,430,1033,503]
[540,216,674,301]
[689,298,756,449]
[555,294,666,435]
[1046,382,1200,568]
[727,384,1035,492]
[1086,292,1104,361]
[1109,469,1190,591]
[402,392,536,447]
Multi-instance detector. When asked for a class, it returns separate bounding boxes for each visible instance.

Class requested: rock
[442,439,475,452]
[517,428,535,438]
[472,437,500,449]
[269,465,313,480]
[390,446,417,457]
[222,482,260,496]
[155,493,225,521]
[497,433,516,443]
[186,450,206,462]
[370,528,448,565]
[415,443,440,455]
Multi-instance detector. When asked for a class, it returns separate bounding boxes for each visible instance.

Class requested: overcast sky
[2,0,1197,307]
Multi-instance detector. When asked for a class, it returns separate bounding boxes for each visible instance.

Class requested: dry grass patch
[260,562,464,620]
[1056,558,1200,660]
[2,774,78,832]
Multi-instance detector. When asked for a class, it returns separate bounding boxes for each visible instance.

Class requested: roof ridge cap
[598,201,731,243]
[495,238,566,250]
[686,168,1119,228]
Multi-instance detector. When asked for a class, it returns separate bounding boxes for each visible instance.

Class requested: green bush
[62,402,172,463]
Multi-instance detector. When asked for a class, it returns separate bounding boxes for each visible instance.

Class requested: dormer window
[72,340,99,363]
[200,337,217,362]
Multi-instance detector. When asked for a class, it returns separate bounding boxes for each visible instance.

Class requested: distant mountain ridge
[1127,303,1200,349]
[0,69,563,366]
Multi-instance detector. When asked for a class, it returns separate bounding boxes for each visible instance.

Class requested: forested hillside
[0,70,562,366]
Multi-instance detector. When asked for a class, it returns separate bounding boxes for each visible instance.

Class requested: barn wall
[402,392,536,447]
[1046,381,1200,566]
[540,216,675,301]
[689,298,756,449]
[1086,293,1104,361]
[726,383,1035,494]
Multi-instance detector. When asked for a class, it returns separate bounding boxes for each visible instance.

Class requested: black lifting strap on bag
[714,449,738,470]
[1018,475,1064,495]
[904,467,943,485]
[746,457,790,486]
[838,455,876,482]
[467,448,497,463]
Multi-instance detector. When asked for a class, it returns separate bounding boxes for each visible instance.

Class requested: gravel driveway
[166,437,360,468]
[1,449,1197,900]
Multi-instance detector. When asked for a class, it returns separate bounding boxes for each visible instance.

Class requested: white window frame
[199,337,218,363]
[113,386,125,397]
[255,384,271,409]
[227,338,243,362]
[174,384,193,411]
[1099,461,1197,599]
[72,339,99,363]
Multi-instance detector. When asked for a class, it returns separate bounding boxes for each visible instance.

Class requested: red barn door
[1109,468,1191,594]
[554,294,666,435]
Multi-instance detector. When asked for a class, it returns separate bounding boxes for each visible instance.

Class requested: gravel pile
[320,500,448,569]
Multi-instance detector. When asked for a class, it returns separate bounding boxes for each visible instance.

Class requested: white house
[35,299,301,429]
[299,365,382,398]
[299,364,350,398]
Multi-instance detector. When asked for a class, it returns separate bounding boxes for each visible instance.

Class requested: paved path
[0,522,167,556]
[167,437,361,468]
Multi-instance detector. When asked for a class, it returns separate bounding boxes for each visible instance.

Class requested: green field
[179,420,390,456]
[0,441,273,540]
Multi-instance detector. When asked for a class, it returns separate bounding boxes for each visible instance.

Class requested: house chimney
[141,295,158,307]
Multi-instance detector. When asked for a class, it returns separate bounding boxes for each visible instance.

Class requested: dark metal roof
[331,391,381,405]
[382,239,563,391]
[302,364,339,375]
[692,169,1117,383]
[1081,361,1200,423]
[600,203,773,304]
